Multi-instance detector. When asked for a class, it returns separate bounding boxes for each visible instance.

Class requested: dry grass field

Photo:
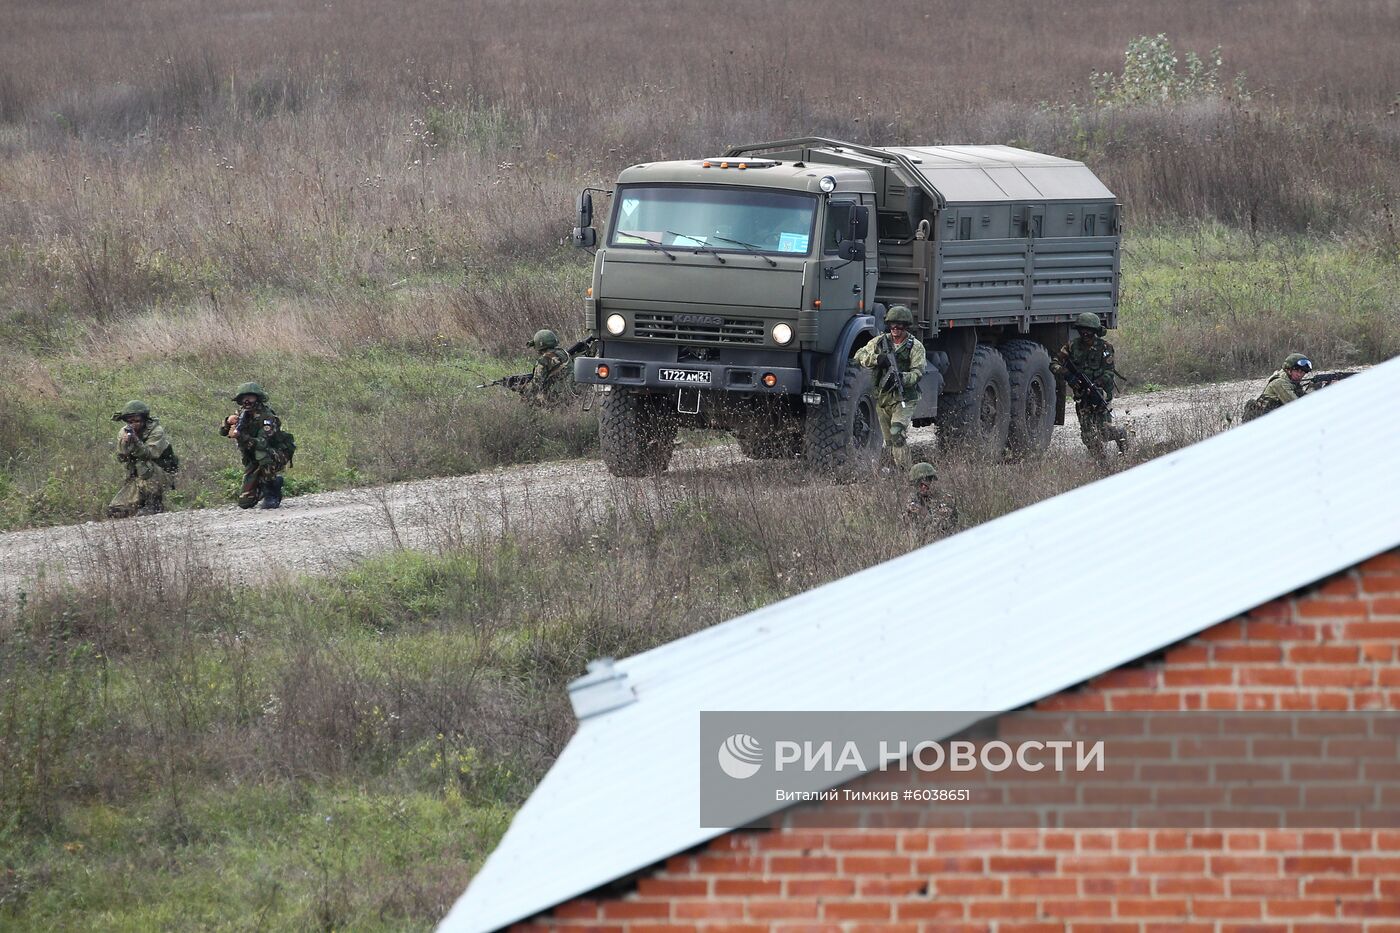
[1,1,1399,928]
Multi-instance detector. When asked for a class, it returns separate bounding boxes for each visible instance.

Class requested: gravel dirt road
[0,379,1256,604]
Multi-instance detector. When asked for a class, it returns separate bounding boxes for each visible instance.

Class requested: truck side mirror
[839,240,866,261]
[851,205,870,241]
[828,202,853,244]
[576,191,594,229]
[572,226,598,248]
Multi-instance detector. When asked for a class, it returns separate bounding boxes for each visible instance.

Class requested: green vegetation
[1,424,1227,929]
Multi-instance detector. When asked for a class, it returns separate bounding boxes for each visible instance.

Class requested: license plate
[659,368,712,384]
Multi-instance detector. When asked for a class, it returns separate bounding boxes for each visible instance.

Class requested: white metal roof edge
[443,358,1400,933]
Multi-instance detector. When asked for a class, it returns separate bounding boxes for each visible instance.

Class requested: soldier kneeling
[108,400,179,518]
[904,461,959,538]
[221,382,296,510]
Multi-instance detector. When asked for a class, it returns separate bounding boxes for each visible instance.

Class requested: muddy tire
[935,344,1011,456]
[1000,339,1057,458]
[599,390,677,477]
[802,365,882,479]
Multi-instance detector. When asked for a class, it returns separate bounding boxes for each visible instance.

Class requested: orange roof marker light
[813,299,822,309]
[701,161,712,168]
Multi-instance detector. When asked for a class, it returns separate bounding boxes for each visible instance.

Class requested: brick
[1042,900,1114,918]
[1303,879,1374,896]
[989,855,1058,873]
[840,855,912,874]
[767,856,838,874]
[1265,900,1340,918]
[1166,645,1212,665]
[1289,645,1361,663]
[1200,620,1247,642]
[1009,877,1079,897]
[932,831,1003,851]
[748,900,819,920]
[1083,878,1151,896]
[896,901,967,920]
[970,902,1040,919]
[1118,900,1189,918]
[712,879,779,897]
[1361,573,1400,593]
[934,878,1004,896]
[858,877,929,897]
[915,856,985,874]
[1239,669,1299,686]
[1209,855,1279,874]
[1300,668,1374,687]
[600,901,671,920]
[1138,855,1207,874]
[1155,878,1225,896]
[827,832,898,851]
[755,830,828,851]
[1363,642,1397,661]
[1247,622,1320,641]
[1110,694,1185,711]
[997,925,1069,933]
[1192,899,1262,918]
[1144,925,1214,933]
[1283,856,1354,873]
[822,901,892,921]
[638,878,710,897]
[785,879,857,897]
[1317,575,1360,597]
[675,901,745,920]
[1293,925,1364,933]
[1297,599,1368,619]
[695,855,764,874]
[1062,855,1133,873]
[1341,902,1400,918]
[1360,552,1400,573]
[1371,597,1400,617]
[1227,831,1268,850]
[1342,622,1400,638]
[1164,669,1235,687]
[1227,878,1298,896]
[553,900,601,920]
[1214,645,1283,663]
[1066,924,1140,933]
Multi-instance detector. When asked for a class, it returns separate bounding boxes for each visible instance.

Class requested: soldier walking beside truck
[107,400,178,518]
[220,382,295,510]
[854,305,926,473]
[1052,312,1128,457]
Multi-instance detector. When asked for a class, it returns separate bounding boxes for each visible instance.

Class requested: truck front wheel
[802,365,881,479]
[599,390,677,477]
[936,344,1011,456]
[1000,339,1057,458]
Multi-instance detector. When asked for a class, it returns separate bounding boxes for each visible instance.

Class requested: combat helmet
[884,305,914,326]
[1282,352,1313,372]
[112,400,151,421]
[231,382,268,403]
[910,462,938,483]
[1074,312,1105,335]
[527,329,559,350]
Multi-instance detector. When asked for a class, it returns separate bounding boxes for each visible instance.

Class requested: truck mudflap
[573,355,803,394]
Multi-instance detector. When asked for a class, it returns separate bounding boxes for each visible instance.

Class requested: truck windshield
[610,186,816,256]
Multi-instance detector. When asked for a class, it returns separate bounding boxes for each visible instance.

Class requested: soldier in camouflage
[854,305,926,472]
[526,329,573,405]
[1051,312,1127,457]
[107,400,177,518]
[1243,352,1312,422]
[220,382,296,510]
[904,461,958,537]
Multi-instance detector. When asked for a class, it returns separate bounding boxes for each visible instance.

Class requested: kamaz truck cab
[570,138,1121,476]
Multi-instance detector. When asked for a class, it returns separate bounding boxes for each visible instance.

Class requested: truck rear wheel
[1000,339,1057,457]
[599,390,677,477]
[802,365,881,479]
[936,344,1011,456]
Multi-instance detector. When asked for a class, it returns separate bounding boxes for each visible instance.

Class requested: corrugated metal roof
[886,145,1116,203]
[442,359,1400,933]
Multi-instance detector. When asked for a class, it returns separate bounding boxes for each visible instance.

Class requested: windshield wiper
[708,234,778,267]
[623,234,677,260]
[664,231,726,264]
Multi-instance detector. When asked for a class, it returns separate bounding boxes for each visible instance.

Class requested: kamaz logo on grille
[674,313,724,327]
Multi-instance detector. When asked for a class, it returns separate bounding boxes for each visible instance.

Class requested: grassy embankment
[1,410,1230,929]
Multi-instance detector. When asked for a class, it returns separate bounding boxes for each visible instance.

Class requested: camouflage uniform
[523,329,573,405]
[107,401,176,518]
[854,306,926,472]
[904,462,958,538]
[1051,313,1126,456]
[1241,353,1312,422]
[221,382,295,509]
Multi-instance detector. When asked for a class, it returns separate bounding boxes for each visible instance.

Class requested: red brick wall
[515,550,1400,933]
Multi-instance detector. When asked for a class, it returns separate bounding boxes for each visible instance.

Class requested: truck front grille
[633,312,765,345]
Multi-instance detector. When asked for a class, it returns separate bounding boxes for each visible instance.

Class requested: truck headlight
[605,313,626,336]
[818,175,837,193]
[772,322,794,345]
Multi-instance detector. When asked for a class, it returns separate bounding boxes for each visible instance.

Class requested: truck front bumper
[573,356,804,395]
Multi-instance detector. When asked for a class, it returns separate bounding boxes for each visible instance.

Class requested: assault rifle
[477,372,533,391]
[1057,354,1111,410]
[564,335,597,357]
[880,334,907,409]
[1305,370,1358,390]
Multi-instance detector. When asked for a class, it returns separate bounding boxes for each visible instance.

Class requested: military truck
[569,137,1120,476]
